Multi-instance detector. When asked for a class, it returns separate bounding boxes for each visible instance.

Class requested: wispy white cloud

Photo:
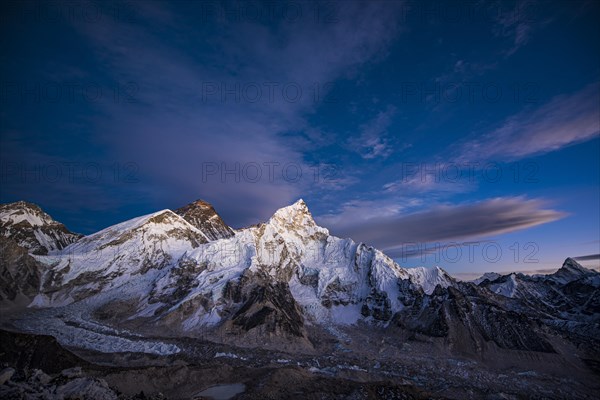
[348,105,397,159]
[383,171,473,195]
[60,1,407,226]
[492,0,551,57]
[316,197,418,228]
[457,82,600,162]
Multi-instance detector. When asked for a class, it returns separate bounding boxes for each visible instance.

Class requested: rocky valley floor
[1,310,599,400]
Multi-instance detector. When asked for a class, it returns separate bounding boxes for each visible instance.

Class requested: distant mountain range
[1,199,598,359]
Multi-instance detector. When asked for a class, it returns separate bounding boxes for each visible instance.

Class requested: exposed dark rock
[0,329,90,374]
[361,289,392,321]
[393,285,449,337]
[228,274,306,338]
[297,266,319,287]
[392,282,557,352]
[175,199,234,241]
[321,277,354,308]
[148,255,207,308]
[0,237,43,302]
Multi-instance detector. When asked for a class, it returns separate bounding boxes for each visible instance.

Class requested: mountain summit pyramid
[175,199,234,241]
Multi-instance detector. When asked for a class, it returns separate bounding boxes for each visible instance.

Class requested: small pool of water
[195,383,246,400]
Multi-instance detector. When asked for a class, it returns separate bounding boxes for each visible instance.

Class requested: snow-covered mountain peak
[67,209,208,252]
[549,257,597,284]
[404,266,454,295]
[5,197,600,358]
[0,201,55,227]
[471,272,502,285]
[0,201,81,254]
[488,273,519,297]
[561,257,589,273]
[267,199,325,236]
[32,209,214,306]
[271,199,310,220]
[189,199,213,209]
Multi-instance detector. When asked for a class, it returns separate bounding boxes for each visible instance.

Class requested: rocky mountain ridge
[0,199,598,360]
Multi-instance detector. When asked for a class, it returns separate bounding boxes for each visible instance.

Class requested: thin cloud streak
[574,254,600,261]
[457,82,600,162]
[320,197,566,251]
[348,105,396,159]
[492,0,552,57]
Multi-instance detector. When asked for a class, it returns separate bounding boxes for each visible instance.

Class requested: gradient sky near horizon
[1,0,599,275]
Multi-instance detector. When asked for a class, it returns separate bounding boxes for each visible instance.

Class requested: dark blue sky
[1,0,598,275]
